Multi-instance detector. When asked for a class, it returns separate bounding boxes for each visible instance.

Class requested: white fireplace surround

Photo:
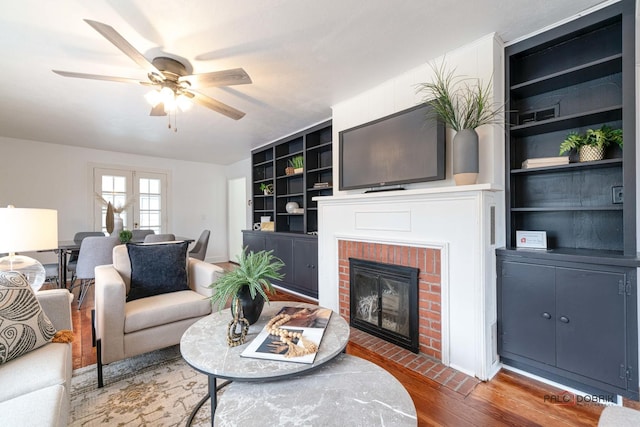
[316,184,503,380]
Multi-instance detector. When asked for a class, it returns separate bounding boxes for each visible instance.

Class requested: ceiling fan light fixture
[144,90,162,107]
[176,94,192,112]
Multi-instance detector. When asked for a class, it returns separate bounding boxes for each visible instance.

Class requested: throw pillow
[0,271,57,364]
[126,241,190,301]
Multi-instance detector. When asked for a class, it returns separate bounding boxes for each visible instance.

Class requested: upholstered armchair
[93,242,224,387]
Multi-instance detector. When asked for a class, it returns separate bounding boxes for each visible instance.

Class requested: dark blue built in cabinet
[498,0,639,400]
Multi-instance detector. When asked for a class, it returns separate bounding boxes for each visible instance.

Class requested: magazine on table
[241,306,333,364]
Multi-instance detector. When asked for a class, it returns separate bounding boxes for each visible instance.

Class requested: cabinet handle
[559,316,570,324]
[542,312,551,320]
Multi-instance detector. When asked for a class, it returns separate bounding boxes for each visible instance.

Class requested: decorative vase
[579,145,604,162]
[452,128,479,185]
[112,213,123,236]
[293,167,303,174]
[233,286,265,325]
[285,201,299,213]
[285,166,295,176]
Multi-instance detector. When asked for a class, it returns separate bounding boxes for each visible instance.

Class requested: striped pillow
[0,271,57,364]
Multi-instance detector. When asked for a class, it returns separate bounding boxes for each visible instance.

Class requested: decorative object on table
[259,183,273,195]
[260,221,275,231]
[118,229,133,243]
[416,60,503,185]
[253,222,261,231]
[95,193,135,235]
[0,205,58,291]
[260,216,271,223]
[209,247,285,330]
[559,125,622,162]
[292,208,304,214]
[227,297,250,346]
[240,306,332,363]
[285,201,299,213]
[288,155,304,174]
[313,182,330,189]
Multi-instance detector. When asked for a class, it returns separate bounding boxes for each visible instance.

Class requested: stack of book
[521,156,569,169]
[313,182,330,189]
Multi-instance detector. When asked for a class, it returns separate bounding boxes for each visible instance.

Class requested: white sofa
[0,289,73,427]
[94,243,223,387]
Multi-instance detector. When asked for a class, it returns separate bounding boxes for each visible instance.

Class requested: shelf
[511,206,623,212]
[307,166,332,173]
[510,54,622,98]
[277,192,304,198]
[275,150,304,161]
[254,209,274,213]
[254,159,273,167]
[307,186,333,192]
[307,141,333,151]
[276,172,304,179]
[253,194,274,198]
[509,105,622,137]
[277,212,304,216]
[511,158,622,174]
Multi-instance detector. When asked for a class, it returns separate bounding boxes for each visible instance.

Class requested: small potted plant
[209,247,285,325]
[118,229,133,243]
[259,183,273,195]
[288,155,304,174]
[559,125,622,162]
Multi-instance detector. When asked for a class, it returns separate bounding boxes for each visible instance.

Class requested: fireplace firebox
[349,258,419,353]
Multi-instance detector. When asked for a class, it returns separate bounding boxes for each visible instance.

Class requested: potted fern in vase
[416,61,503,185]
[209,247,284,325]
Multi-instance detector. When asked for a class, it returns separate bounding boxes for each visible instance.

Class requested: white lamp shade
[0,208,58,253]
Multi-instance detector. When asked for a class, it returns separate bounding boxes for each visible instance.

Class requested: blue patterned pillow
[126,241,190,301]
[0,271,57,364]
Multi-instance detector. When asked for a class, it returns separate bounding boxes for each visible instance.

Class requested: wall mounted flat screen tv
[339,103,445,191]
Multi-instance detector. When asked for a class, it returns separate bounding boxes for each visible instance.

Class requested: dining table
[54,236,194,288]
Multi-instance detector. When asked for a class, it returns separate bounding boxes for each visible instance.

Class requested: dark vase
[233,286,265,325]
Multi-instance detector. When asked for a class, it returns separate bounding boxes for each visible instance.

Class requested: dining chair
[70,236,120,309]
[189,230,210,261]
[143,233,176,243]
[67,231,105,287]
[131,229,155,242]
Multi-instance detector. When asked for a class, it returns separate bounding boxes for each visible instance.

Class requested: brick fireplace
[338,240,442,360]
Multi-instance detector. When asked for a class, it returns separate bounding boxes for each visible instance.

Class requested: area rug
[69,345,218,426]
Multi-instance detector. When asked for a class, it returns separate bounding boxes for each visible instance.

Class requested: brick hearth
[338,240,442,360]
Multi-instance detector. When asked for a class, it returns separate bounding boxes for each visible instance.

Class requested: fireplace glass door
[349,258,419,353]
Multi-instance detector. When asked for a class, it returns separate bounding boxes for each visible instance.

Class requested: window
[93,167,168,233]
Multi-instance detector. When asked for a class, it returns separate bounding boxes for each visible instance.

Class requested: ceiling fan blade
[179,68,252,88]
[83,19,164,80]
[188,91,246,120]
[52,70,150,85]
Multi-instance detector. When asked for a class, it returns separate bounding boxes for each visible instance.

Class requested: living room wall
[0,135,231,263]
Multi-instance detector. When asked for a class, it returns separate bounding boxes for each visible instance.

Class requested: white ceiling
[0,0,607,165]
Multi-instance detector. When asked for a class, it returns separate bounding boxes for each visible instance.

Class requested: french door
[93,167,168,234]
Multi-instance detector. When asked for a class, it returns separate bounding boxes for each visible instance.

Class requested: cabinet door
[500,261,556,365]
[243,232,266,253]
[292,239,318,294]
[555,267,627,388]
[264,235,293,283]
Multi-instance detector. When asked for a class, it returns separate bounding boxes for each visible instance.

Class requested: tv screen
[339,103,445,191]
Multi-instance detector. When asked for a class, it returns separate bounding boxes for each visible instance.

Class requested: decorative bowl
[285,202,299,213]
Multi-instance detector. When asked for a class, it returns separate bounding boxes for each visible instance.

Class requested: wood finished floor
[60,269,640,427]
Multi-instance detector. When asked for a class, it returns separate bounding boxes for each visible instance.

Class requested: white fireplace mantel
[316,184,504,380]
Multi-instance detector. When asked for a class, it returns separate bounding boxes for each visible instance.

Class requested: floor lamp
[0,205,58,291]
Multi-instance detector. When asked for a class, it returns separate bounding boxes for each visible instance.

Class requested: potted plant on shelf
[288,155,304,174]
[559,125,622,162]
[259,183,273,195]
[416,60,503,185]
[209,247,285,325]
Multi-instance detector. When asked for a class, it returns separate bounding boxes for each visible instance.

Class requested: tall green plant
[209,248,285,312]
[416,61,503,131]
[288,155,304,169]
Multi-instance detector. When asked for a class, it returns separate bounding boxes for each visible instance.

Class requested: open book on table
[241,306,333,364]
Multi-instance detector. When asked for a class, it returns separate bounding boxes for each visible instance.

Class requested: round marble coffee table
[214,353,417,426]
[180,302,350,425]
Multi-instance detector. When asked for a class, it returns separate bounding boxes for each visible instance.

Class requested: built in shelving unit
[497,0,639,400]
[246,120,332,298]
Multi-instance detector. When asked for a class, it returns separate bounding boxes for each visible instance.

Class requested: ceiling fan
[53,19,251,120]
